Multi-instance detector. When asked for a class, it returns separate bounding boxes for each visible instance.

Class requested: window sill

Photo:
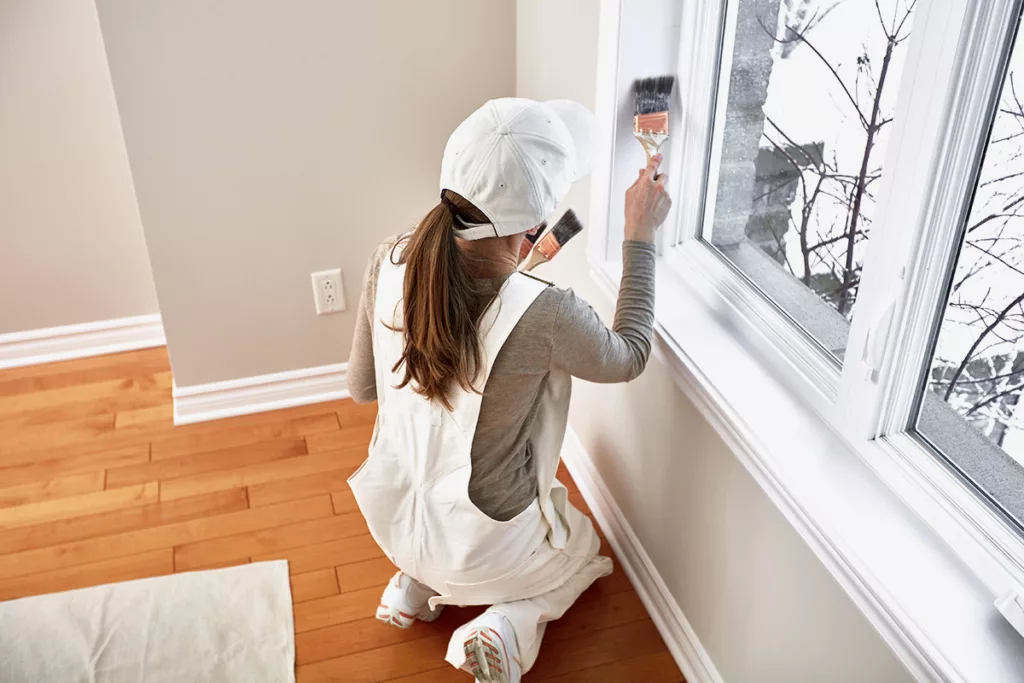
[588,246,1024,682]
[698,237,1024,530]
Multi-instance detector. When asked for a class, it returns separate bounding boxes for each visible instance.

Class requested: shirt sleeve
[346,244,386,404]
[550,240,656,382]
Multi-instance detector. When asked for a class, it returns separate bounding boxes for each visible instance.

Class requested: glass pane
[918,13,1024,529]
[702,0,917,359]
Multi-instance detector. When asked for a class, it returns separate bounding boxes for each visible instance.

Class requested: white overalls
[349,245,613,673]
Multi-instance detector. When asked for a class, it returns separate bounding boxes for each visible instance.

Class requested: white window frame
[587,0,1024,680]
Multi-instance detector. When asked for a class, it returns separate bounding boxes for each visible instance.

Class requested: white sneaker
[376,572,444,629]
[460,612,522,683]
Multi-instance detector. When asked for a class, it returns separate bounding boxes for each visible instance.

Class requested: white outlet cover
[311,269,345,315]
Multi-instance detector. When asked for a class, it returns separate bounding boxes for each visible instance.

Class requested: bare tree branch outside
[708,0,1024,462]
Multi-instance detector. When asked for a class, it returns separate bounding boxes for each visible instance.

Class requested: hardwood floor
[0,348,683,682]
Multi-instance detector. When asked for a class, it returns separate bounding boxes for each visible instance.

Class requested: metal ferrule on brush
[634,111,669,160]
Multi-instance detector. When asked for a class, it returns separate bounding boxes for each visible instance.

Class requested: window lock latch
[861,296,897,381]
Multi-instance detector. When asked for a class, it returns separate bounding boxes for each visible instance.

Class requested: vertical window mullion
[667,0,729,249]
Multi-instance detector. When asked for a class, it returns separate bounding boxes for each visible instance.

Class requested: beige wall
[0,1,158,335]
[95,0,516,387]
[516,2,913,681]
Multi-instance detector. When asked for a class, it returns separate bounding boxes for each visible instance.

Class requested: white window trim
[588,0,1024,680]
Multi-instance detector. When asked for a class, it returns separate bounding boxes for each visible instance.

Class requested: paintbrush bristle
[633,75,675,115]
[550,209,583,245]
[526,221,547,246]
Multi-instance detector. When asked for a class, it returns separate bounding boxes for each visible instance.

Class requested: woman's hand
[624,154,672,243]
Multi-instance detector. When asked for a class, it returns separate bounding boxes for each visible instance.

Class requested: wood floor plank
[106,437,307,489]
[114,404,174,429]
[0,444,149,488]
[0,481,159,529]
[0,390,170,429]
[296,609,469,667]
[134,404,344,443]
[293,585,379,633]
[0,471,105,508]
[568,491,592,517]
[528,621,668,680]
[0,548,174,602]
[253,533,381,576]
[176,555,251,573]
[534,652,684,683]
[0,373,172,416]
[149,413,340,461]
[305,423,373,454]
[291,568,339,604]
[335,403,378,429]
[248,467,356,507]
[381,665,465,682]
[159,450,364,502]
[0,494,333,580]
[335,557,396,594]
[174,511,367,572]
[0,414,116,454]
[543,589,649,644]
[0,348,169,397]
[0,489,249,554]
[330,489,358,515]
[296,633,452,683]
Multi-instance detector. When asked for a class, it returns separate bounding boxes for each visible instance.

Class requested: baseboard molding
[0,314,165,371]
[561,428,725,683]
[172,363,349,426]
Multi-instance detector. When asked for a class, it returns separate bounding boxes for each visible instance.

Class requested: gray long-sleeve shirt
[348,238,656,521]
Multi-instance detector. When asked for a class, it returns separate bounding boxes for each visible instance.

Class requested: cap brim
[543,100,595,183]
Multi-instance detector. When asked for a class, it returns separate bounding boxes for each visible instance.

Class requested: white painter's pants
[444,555,613,674]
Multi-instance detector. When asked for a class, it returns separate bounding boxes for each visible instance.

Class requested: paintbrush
[519,210,583,272]
[633,75,675,162]
[518,221,548,263]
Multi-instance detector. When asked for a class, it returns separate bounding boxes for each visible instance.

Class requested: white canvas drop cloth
[0,560,295,683]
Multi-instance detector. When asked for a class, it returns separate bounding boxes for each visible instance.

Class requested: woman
[347,97,670,683]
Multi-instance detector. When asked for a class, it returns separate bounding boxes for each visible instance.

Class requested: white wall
[517,2,914,681]
[95,0,516,387]
[0,1,158,335]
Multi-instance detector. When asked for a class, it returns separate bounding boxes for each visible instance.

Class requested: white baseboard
[561,428,725,683]
[172,363,349,426]
[0,314,165,371]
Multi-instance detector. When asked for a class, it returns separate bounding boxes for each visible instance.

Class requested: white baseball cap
[439,98,595,240]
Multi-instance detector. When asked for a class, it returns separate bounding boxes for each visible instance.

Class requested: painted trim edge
[172,363,349,426]
[0,314,165,371]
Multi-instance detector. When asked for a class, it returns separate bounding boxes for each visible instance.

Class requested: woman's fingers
[643,154,663,180]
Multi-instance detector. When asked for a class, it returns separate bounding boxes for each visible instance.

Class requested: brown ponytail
[390,190,492,410]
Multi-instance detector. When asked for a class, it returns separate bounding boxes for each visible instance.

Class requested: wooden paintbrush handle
[519,249,548,272]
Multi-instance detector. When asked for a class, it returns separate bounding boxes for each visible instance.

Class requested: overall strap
[372,246,548,434]
[446,273,548,434]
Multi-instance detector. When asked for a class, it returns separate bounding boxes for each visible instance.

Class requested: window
[918,16,1024,530]
[703,0,916,360]
[587,0,1024,673]
[691,0,1024,541]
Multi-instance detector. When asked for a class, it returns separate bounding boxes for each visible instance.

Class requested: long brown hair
[390,190,493,410]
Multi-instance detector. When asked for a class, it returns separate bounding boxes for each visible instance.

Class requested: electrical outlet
[311,269,346,315]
